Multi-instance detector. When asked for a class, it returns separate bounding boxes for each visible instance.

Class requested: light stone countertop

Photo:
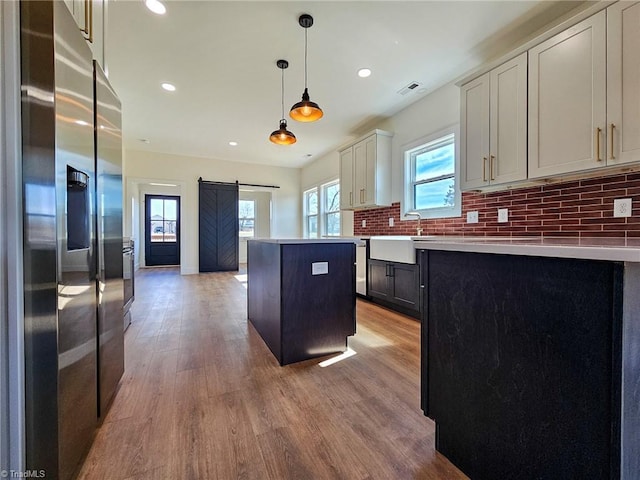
[412,236,640,263]
[250,238,365,246]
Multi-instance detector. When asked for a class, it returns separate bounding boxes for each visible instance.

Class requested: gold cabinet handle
[89,0,93,43]
[349,192,353,206]
[490,155,495,181]
[610,123,615,160]
[482,156,487,182]
[82,0,93,43]
[360,189,365,204]
[82,0,89,35]
[595,127,602,162]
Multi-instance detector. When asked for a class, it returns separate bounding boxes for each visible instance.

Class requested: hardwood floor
[77,267,467,480]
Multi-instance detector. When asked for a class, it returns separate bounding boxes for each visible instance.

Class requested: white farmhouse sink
[369,236,425,264]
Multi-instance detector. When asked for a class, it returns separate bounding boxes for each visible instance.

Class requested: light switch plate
[467,211,479,224]
[362,219,366,228]
[498,208,509,223]
[613,198,632,218]
[389,217,394,227]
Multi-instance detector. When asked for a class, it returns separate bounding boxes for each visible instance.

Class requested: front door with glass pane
[145,195,180,266]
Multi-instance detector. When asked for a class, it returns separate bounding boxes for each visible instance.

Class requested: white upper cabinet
[63,0,106,69]
[460,73,490,189]
[607,1,640,166]
[339,130,393,210]
[461,53,527,190]
[528,11,607,179]
[339,147,354,210]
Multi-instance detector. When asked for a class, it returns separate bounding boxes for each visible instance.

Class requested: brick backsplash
[354,172,640,238]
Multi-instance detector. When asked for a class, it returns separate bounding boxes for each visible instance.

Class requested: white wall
[238,190,271,263]
[124,149,300,274]
[377,83,460,203]
[300,82,459,234]
[300,149,354,236]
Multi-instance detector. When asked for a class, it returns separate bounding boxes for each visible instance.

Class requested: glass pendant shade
[269,119,296,145]
[290,88,323,122]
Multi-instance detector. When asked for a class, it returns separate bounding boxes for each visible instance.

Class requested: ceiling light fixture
[161,82,176,92]
[145,0,166,15]
[270,60,297,145]
[290,14,323,123]
[229,141,238,146]
[358,68,372,78]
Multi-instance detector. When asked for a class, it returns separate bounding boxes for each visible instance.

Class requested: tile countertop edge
[413,239,640,263]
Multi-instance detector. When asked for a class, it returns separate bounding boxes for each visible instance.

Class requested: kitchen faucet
[405,211,423,236]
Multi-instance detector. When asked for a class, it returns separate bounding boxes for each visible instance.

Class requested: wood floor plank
[76,267,467,480]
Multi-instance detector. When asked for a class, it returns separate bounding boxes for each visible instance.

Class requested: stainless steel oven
[123,238,134,329]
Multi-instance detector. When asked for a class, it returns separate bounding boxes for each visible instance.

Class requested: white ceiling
[107,0,586,169]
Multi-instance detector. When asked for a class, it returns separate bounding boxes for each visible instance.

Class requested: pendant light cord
[281,65,285,120]
[304,27,308,89]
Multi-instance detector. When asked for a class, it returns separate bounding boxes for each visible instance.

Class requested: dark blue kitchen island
[414,237,640,480]
[247,238,360,366]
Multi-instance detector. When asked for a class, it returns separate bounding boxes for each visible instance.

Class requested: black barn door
[199,180,239,272]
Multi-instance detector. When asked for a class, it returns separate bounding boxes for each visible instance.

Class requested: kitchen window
[323,181,340,236]
[238,199,255,238]
[403,126,461,220]
[303,180,341,238]
[304,188,318,238]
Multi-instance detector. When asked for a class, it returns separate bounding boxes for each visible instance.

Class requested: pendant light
[290,14,323,122]
[269,60,297,145]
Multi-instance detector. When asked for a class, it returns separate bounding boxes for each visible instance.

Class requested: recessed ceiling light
[357,68,372,78]
[145,0,166,15]
[229,141,238,146]
[161,82,176,92]
[139,139,150,144]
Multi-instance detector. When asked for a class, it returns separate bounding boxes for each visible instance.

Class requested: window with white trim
[304,188,318,238]
[322,180,340,236]
[303,180,341,238]
[238,199,255,238]
[403,126,461,219]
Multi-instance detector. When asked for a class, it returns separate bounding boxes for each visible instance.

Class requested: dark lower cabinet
[368,259,420,316]
[420,249,633,480]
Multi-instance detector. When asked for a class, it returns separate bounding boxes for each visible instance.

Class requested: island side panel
[247,240,282,364]
[280,243,356,365]
[426,250,622,480]
[622,262,640,479]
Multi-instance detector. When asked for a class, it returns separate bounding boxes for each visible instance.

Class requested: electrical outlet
[362,219,366,228]
[389,217,394,227]
[467,211,479,224]
[613,198,632,218]
[498,208,509,223]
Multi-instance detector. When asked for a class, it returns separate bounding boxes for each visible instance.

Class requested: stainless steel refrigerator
[94,61,124,418]
[21,2,123,479]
